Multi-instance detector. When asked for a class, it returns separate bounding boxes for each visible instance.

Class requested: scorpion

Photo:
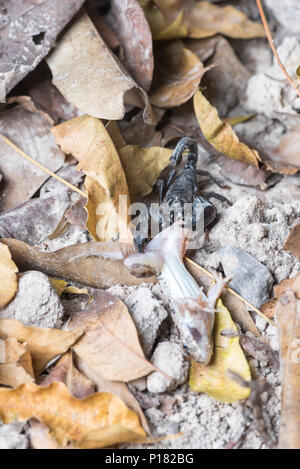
[134,137,232,252]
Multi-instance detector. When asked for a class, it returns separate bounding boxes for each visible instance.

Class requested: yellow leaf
[225,114,256,127]
[194,90,261,167]
[0,243,18,309]
[140,1,187,40]
[0,338,34,387]
[49,278,90,300]
[150,40,206,108]
[119,145,172,199]
[52,116,132,243]
[0,319,83,375]
[190,299,251,403]
[0,382,146,449]
[185,1,265,39]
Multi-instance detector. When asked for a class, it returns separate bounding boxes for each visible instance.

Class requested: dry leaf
[0,243,18,310]
[0,382,146,449]
[47,11,154,124]
[70,289,156,382]
[190,299,251,403]
[52,115,131,242]
[142,1,264,40]
[276,290,300,449]
[49,279,90,301]
[284,222,300,261]
[273,124,300,168]
[117,108,165,147]
[106,0,154,91]
[119,145,172,199]
[150,41,206,108]
[216,156,271,190]
[0,105,65,211]
[42,352,95,400]
[1,239,156,289]
[0,319,83,375]
[261,274,300,319]
[194,90,261,167]
[0,0,85,101]
[25,63,79,124]
[183,0,265,39]
[140,0,187,41]
[76,358,150,435]
[0,338,34,387]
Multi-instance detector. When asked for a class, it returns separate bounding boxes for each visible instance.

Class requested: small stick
[0,134,88,199]
[256,0,300,100]
[185,257,273,324]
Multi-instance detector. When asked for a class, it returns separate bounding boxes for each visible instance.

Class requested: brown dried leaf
[273,124,300,168]
[261,274,300,319]
[106,0,154,91]
[25,63,79,124]
[276,291,300,449]
[0,319,83,375]
[194,90,261,167]
[76,358,150,435]
[0,0,85,101]
[42,352,95,400]
[52,115,131,243]
[1,238,156,289]
[119,145,172,199]
[47,11,154,124]
[139,0,187,41]
[216,156,271,190]
[183,0,265,39]
[0,106,65,211]
[117,108,165,148]
[150,41,206,108]
[239,335,279,369]
[70,290,156,382]
[0,338,34,387]
[0,382,146,449]
[0,243,18,310]
[284,222,300,261]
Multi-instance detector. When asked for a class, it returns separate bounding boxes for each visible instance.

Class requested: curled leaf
[0,382,146,449]
[150,41,206,108]
[284,222,300,261]
[0,338,34,387]
[0,243,18,310]
[1,239,156,289]
[0,319,83,375]
[190,299,251,403]
[47,12,154,123]
[194,90,261,167]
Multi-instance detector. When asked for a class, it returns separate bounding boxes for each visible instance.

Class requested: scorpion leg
[155,178,165,203]
[202,191,233,206]
[195,169,225,188]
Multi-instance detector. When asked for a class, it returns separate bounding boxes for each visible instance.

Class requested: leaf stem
[256,0,300,100]
[0,134,88,199]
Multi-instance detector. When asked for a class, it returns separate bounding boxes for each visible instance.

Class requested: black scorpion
[135,137,231,252]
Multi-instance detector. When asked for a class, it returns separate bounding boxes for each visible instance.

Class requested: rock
[126,287,168,357]
[245,38,300,116]
[0,423,28,449]
[146,342,188,393]
[0,271,64,328]
[218,246,274,308]
[265,0,300,34]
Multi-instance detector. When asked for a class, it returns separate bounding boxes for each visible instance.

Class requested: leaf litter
[0,0,299,451]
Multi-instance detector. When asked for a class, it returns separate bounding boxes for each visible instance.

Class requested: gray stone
[219,246,274,308]
[265,0,300,34]
[0,270,64,328]
[0,423,28,449]
[147,342,189,393]
[126,287,168,358]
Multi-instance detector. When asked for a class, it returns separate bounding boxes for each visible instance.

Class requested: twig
[184,257,273,325]
[0,134,87,199]
[256,0,300,100]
